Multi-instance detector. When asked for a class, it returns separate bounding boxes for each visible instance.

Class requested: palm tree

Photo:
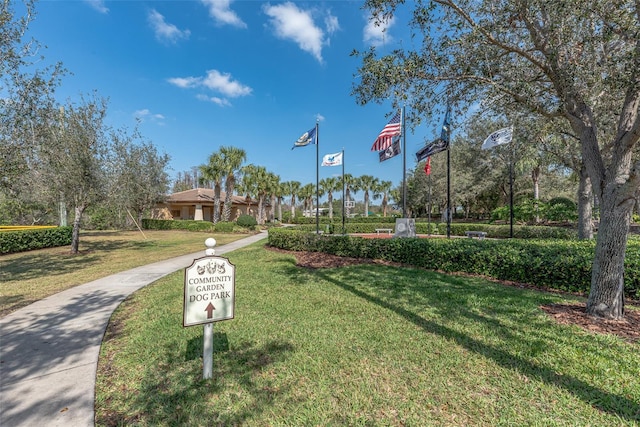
[240,165,277,224]
[282,180,301,219]
[299,183,315,216]
[375,180,393,217]
[198,152,224,223]
[266,172,280,223]
[219,146,246,222]
[342,174,358,217]
[319,177,340,219]
[359,175,379,217]
[272,180,287,222]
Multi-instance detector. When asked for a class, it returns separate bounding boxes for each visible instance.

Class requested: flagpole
[342,148,345,235]
[445,102,451,239]
[401,106,406,218]
[428,172,432,236]
[447,144,451,238]
[315,121,319,234]
[509,132,514,238]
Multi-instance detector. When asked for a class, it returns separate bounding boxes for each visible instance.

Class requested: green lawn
[95,242,640,426]
[0,230,247,317]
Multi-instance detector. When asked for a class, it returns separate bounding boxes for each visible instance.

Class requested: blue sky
[27,0,437,197]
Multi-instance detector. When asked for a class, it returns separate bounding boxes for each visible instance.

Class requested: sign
[184,256,235,327]
[394,218,416,238]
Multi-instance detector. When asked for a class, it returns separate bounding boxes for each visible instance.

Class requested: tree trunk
[586,190,633,319]
[364,193,369,217]
[222,178,234,222]
[70,205,85,254]
[570,99,638,320]
[213,184,221,224]
[270,195,276,222]
[577,165,593,240]
[258,194,266,224]
[328,193,333,220]
[531,165,540,223]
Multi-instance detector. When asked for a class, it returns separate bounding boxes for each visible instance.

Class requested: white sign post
[183,238,235,379]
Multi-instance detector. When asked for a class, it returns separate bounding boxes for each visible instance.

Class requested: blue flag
[292,126,317,149]
[440,105,451,144]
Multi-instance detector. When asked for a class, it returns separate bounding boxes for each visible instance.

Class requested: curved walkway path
[0,232,267,427]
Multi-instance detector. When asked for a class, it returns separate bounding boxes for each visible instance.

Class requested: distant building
[152,188,269,222]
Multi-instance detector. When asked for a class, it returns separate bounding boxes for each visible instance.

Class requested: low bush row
[0,226,73,255]
[142,218,258,233]
[267,229,640,300]
[142,219,216,232]
[292,222,576,239]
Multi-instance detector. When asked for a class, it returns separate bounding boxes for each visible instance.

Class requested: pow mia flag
[415,137,449,162]
[379,138,401,162]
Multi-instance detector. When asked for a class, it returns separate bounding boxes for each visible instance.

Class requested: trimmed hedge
[214,221,235,232]
[289,216,399,225]
[142,219,216,232]
[0,226,73,254]
[236,214,258,228]
[267,229,640,300]
[291,222,575,239]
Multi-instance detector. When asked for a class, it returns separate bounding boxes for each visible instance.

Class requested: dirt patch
[267,246,640,343]
[540,303,640,343]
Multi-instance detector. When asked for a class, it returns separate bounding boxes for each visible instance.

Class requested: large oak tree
[353,0,640,319]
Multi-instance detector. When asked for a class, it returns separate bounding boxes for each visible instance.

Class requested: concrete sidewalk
[0,232,267,427]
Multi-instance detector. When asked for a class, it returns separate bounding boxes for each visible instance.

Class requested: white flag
[321,151,343,166]
[482,127,513,150]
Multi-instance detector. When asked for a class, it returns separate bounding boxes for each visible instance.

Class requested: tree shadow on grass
[98,340,295,426]
[314,265,640,422]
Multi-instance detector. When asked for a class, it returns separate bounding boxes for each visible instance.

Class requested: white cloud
[168,70,252,106]
[325,14,340,35]
[166,76,201,89]
[200,0,247,28]
[134,109,166,125]
[263,2,326,63]
[84,0,108,14]
[363,14,395,46]
[148,9,191,44]
[196,94,233,107]
[201,70,252,97]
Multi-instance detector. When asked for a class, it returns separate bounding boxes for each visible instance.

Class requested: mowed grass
[95,242,640,426]
[0,230,246,317]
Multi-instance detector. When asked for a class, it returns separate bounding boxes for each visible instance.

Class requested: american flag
[370,111,401,152]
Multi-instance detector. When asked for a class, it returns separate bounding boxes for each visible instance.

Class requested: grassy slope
[95,243,640,426]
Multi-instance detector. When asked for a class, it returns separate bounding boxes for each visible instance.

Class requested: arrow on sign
[205,302,215,319]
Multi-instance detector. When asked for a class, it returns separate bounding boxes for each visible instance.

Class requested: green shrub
[236,214,257,228]
[267,228,640,300]
[214,221,235,232]
[0,226,73,254]
[546,197,578,222]
[142,219,215,232]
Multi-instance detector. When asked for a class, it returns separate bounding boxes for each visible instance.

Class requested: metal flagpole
[447,146,451,238]
[342,149,346,235]
[445,102,451,239]
[315,121,320,234]
[401,106,407,218]
[428,173,432,236]
[509,136,514,238]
